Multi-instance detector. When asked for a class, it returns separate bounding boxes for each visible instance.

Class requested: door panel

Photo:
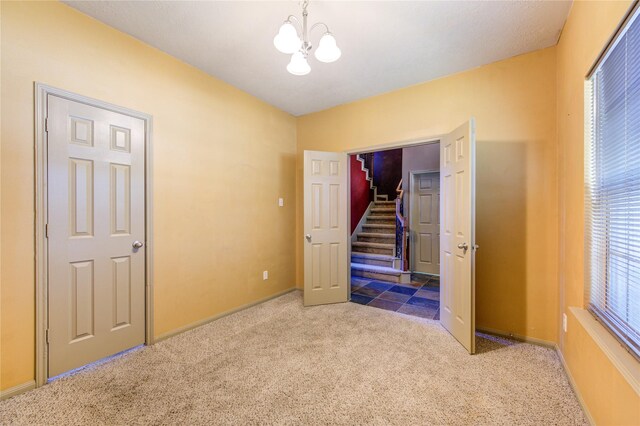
[303,151,348,306]
[70,260,94,341]
[440,119,476,354]
[112,256,132,329]
[48,95,146,376]
[111,164,131,235]
[410,172,440,275]
[70,158,94,236]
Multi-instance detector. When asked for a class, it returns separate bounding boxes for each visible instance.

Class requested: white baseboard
[0,289,298,400]
[556,347,596,426]
[0,380,35,400]
[155,287,298,343]
[351,201,374,244]
[475,326,594,425]
[0,300,596,426]
[476,326,556,348]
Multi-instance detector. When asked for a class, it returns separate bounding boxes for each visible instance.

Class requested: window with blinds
[586,4,640,360]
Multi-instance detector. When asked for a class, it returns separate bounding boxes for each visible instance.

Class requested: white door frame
[408,169,440,274]
[345,138,441,297]
[34,83,154,387]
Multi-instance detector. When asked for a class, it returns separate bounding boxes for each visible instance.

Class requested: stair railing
[395,180,409,271]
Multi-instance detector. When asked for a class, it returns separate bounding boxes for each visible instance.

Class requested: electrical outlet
[278,197,284,207]
[263,270,269,280]
[562,313,568,333]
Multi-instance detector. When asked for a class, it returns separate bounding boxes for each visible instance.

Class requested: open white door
[440,119,477,354]
[303,150,349,306]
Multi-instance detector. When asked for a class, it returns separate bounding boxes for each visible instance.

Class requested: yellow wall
[0,1,297,390]
[3,2,639,422]
[556,1,640,424]
[297,48,560,344]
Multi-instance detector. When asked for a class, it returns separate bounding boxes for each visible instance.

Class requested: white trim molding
[0,381,36,401]
[34,83,154,387]
[476,326,556,349]
[570,307,640,395]
[355,154,373,187]
[351,201,374,244]
[475,326,596,424]
[154,288,298,343]
[345,135,442,155]
[476,325,595,425]
[355,154,386,201]
[556,347,596,426]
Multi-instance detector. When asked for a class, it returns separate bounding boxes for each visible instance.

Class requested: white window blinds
[586,5,640,360]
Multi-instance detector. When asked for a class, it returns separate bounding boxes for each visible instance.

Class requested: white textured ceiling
[64,1,572,116]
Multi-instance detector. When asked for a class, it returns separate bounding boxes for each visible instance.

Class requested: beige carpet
[1,291,586,425]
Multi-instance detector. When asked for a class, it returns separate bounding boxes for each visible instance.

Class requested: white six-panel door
[410,172,440,275]
[303,151,348,306]
[47,95,146,376]
[440,119,477,354]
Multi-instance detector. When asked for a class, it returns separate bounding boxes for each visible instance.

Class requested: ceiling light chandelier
[273,0,341,76]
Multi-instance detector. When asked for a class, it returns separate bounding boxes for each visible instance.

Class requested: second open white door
[303,151,349,306]
[440,119,477,354]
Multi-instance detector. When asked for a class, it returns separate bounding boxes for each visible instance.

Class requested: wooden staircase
[351,200,411,284]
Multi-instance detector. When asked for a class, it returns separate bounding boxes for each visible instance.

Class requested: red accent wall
[350,155,372,233]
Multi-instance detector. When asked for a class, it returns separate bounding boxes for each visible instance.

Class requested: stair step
[367,215,396,224]
[358,232,395,239]
[351,263,411,284]
[370,208,396,216]
[351,252,396,260]
[357,233,395,243]
[367,216,396,226]
[351,252,396,268]
[352,241,395,249]
[352,241,395,255]
[351,263,402,276]
[362,224,395,234]
[374,201,395,206]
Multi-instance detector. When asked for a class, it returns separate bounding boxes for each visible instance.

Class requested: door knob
[132,240,144,249]
[457,242,468,250]
[305,234,312,242]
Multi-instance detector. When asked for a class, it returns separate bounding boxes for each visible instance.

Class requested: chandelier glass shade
[273,22,301,54]
[274,1,341,75]
[287,52,311,76]
[315,33,341,63]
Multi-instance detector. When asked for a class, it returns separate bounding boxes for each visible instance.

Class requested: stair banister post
[395,179,409,272]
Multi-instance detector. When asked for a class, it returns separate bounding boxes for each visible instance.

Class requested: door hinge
[45,329,50,344]
[45,224,48,238]
[44,118,49,133]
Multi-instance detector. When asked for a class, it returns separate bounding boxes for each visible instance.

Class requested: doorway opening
[303,119,476,353]
[349,142,441,320]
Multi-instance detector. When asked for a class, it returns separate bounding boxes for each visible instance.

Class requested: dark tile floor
[350,273,440,319]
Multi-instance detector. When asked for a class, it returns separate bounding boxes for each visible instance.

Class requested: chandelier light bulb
[314,33,341,63]
[273,22,302,54]
[287,52,311,75]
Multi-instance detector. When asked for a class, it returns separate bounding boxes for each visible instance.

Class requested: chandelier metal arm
[285,1,331,53]
[286,15,301,31]
[310,22,330,35]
